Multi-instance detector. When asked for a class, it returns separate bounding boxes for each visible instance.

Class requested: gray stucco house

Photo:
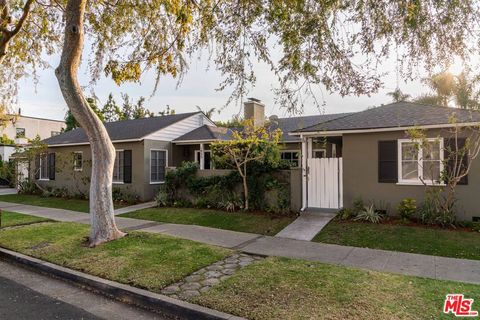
[36,99,480,221]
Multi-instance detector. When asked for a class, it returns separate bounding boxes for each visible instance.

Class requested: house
[38,112,214,200]
[35,99,480,221]
[291,101,480,221]
[0,113,65,161]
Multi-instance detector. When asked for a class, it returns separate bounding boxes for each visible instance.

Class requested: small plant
[337,208,354,220]
[397,198,416,221]
[354,204,382,224]
[472,222,480,233]
[18,179,41,195]
[352,198,364,215]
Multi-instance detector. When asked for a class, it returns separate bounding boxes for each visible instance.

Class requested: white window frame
[73,151,83,171]
[194,150,214,170]
[312,148,326,158]
[150,149,168,184]
[113,149,124,184]
[39,153,49,181]
[281,150,301,168]
[397,138,445,186]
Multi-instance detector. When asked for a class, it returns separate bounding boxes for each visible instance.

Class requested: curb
[0,248,244,320]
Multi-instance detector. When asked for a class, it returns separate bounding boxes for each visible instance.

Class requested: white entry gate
[307,158,343,209]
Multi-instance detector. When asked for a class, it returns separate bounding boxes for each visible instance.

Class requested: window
[51,131,60,137]
[312,149,326,158]
[113,150,124,183]
[39,153,48,180]
[16,128,25,138]
[281,151,300,167]
[151,150,167,183]
[398,139,444,185]
[73,152,83,171]
[195,150,213,169]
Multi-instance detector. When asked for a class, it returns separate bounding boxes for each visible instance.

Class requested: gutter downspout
[300,135,308,212]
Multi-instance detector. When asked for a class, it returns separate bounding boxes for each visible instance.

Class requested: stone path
[161,253,263,300]
[275,211,336,241]
[2,201,480,285]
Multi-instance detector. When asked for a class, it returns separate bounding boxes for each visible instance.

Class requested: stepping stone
[200,287,211,293]
[204,271,222,278]
[206,265,223,271]
[180,282,201,290]
[162,285,180,294]
[222,269,236,275]
[202,278,220,286]
[185,275,203,282]
[239,261,253,267]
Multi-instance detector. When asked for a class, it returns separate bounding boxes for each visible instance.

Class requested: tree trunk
[55,0,125,246]
[242,162,249,210]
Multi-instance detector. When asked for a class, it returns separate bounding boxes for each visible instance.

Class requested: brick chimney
[244,98,265,127]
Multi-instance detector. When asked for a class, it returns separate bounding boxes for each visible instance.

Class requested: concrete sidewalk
[2,201,480,285]
[275,212,336,241]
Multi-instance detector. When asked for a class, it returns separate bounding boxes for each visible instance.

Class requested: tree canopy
[2,1,480,113]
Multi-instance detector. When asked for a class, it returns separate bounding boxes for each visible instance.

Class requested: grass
[0,222,230,292]
[0,194,125,213]
[313,219,480,260]
[120,207,297,235]
[194,257,480,320]
[0,211,51,228]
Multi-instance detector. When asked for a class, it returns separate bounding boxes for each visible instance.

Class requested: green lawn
[314,220,480,260]
[120,207,296,235]
[0,194,124,213]
[194,257,480,320]
[0,222,230,291]
[1,211,51,228]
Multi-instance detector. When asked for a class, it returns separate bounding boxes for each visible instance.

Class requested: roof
[43,112,200,146]
[269,113,353,142]
[173,113,352,143]
[296,102,480,133]
[174,125,234,142]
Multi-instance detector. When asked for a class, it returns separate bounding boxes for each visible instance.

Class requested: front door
[307,157,343,209]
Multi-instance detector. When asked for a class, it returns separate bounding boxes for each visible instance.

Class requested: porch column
[199,143,205,170]
[301,135,308,210]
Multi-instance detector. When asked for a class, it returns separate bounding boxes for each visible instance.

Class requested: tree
[211,120,281,210]
[158,105,176,116]
[64,97,105,131]
[387,88,410,102]
[196,106,217,119]
[101,94,121,122]
[118,94,154,120]
[2,0,480,245]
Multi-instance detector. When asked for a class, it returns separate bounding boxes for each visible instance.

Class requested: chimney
[244,97,265,127]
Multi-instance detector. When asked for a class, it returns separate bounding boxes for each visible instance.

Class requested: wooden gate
[307,158,343,209]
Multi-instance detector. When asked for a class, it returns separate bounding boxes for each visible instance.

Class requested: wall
[342,129,480,221]
[36,140,170,201]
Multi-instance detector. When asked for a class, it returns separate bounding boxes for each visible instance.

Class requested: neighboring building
[0,113,65,161]
[35,100,480,221]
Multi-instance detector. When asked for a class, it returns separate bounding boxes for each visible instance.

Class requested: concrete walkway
[0,188,17,195]
[114,201,156,215]
[275,211,336,241]
[1,201,480,285]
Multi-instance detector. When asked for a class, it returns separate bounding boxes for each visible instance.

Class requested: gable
[143,113,215,141]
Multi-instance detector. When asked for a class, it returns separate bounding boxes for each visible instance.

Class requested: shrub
[112,187,140,205]
[418,190,456,227]
[354,204,382,223]
[472,222,480,232]
[18,180,41,195]
[397,198,416,221]
[337,208,354,220]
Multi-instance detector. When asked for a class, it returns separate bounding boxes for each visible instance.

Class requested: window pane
[151,150,166,182]
[422,141,440,160]
[423,161,441,181]
[401,161,418,180]
[401,142,418,161]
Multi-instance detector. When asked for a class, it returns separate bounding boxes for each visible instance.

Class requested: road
[0,260,167,320]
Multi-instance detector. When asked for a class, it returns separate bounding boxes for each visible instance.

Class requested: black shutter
[123,150,132,183]
[34,155,40,180]
[48,153,55,180]
[444,138,468,185]
[378,140,398,183]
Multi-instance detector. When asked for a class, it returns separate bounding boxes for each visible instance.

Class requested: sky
[16,47,464,123]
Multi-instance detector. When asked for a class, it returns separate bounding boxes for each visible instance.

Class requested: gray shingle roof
[43,112,200,145]
[269,113,353,141]
[297,102,480,133]
[174,125,234,142]
[173,113,352,143]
